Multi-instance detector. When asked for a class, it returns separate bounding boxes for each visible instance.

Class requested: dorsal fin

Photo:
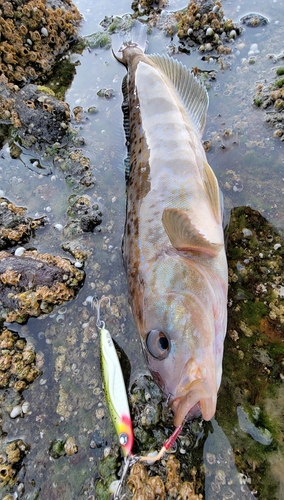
[148,54,208,136]
[203,161,222,224]
[162,208,222,256]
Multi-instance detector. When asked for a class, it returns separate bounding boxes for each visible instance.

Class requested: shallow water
[0,0,284,499]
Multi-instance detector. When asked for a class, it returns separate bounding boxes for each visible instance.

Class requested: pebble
[248,43,260,56]
[205,43,213,52]
[54,223,63,231]
[22,401,30,414]
[14,247,25,256]
[109,480,120,494]
[10,405,22,418]
[242,228,252,237]
[103,446,111,458]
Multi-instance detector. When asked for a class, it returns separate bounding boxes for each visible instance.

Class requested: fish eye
[146,329,170,360]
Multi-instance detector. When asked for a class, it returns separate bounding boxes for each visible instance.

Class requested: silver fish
[112,22,228,426]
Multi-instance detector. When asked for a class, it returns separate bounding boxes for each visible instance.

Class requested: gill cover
[100,327,134,456]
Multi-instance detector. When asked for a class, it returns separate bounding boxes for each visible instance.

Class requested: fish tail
[112,20,147,65]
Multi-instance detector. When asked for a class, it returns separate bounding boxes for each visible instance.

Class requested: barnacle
[18,24,28,36]
[0,463,15,485]
[29,29,41,42]
[0,269,21,285]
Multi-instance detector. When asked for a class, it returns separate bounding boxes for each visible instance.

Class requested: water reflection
[204,419,257,499]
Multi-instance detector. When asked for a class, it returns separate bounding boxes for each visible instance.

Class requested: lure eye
[146,330,170,360]
[119,433,128,446]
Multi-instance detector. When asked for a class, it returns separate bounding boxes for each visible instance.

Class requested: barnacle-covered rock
[0,197,45,250]
[127,458,201,499]
[0,439,29,488]
[131,0,168,17]
[175,0,242,53]
[253,66,284,140]
[0,328,41,390]
[53,149,95,189]
[67,195,102,232]
[13,84,71,144]
[227,206,284,329]
[0,249,84,323]
[0,0,82,85]
[240,13,269,27]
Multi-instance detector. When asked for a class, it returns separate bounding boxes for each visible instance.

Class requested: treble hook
[113,455,139,499]
[92,295,110,329]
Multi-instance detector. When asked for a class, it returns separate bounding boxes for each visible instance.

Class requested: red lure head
[118,414,134,456]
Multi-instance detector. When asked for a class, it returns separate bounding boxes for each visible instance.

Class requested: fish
[112,22,228,427]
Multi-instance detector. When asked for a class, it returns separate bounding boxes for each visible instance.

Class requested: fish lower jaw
[171,379,216,426]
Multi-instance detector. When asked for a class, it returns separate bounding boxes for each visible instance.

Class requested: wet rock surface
[0,78,71,145]
[67,195,103,233]
[14,84,71,144]
[0,197,45,250]
[53,148,96,189]
[0,249,84,323]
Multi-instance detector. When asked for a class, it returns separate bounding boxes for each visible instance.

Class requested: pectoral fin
[162,207,222,256]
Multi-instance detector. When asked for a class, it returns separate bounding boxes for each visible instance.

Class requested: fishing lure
[94,297,134,457]
[93,296,187,498]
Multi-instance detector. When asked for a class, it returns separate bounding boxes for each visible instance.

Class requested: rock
[14,85,71,144]
[0,250,84,323]
[240,13,269,27]
[67,195,102,232]
[0,197,45,251]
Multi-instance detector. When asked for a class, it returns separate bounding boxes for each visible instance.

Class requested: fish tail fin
[112,20,147,65]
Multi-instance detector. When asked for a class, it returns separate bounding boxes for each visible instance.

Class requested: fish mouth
[171,379,216,426]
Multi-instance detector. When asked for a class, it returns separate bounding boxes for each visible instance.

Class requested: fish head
[139,256,225,427]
